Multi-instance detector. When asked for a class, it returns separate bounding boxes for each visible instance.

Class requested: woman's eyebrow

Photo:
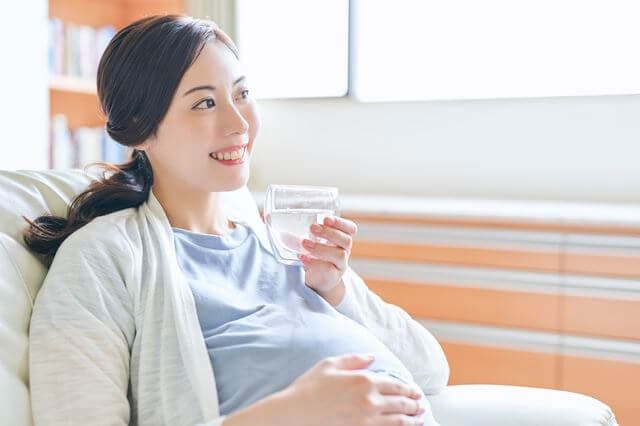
[182,76,246,97]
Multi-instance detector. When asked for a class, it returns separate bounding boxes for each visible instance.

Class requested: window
[235,0,349,99]
[351,0,640,101]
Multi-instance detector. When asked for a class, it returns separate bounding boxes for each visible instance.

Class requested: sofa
[0,168,618,425]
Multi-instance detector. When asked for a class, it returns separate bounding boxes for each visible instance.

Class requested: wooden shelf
[48,0,185,131]
[49,0,185,30]
[49,75,96,95]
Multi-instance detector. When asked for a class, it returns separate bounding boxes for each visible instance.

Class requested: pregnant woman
[24,15,449,426]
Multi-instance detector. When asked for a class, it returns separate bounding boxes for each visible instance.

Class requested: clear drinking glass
[264,184,340,265]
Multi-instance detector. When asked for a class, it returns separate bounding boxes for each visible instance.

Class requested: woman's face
[142,40,260,193]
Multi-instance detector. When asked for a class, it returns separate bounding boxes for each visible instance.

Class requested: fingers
[379,395,425,417]
[310,223,352,251]
[324,215,358,236]
[300,216,357,269]
[371,375,427,421]
[374,376,423,400]
[302,238,349,271]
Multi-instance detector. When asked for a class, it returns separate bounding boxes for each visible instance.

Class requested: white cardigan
[28,189,449,426]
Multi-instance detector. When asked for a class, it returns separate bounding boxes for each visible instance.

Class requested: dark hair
[23,14,239,267]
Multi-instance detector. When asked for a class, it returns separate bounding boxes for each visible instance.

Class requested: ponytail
[23,150,153,267]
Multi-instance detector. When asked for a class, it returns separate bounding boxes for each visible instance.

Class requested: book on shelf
[50,114,129,170]
[48,17,116,81]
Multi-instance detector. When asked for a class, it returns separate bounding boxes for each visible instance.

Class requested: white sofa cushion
[0,235,37,426]
[428,384,618,426]
[0,169,100,426]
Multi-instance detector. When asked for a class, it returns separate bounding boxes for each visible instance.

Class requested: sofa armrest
[425,385,617,426]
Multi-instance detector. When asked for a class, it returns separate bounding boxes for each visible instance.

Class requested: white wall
[248,95,640,203]
[0,1,49,171]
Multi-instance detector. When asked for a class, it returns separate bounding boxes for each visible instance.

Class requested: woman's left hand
[299,216,358,300]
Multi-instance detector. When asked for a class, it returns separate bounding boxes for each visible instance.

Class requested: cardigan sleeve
[29,225,136,425]
[335,266,450,395]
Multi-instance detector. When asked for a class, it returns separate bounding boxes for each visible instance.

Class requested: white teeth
[211,146,246,161]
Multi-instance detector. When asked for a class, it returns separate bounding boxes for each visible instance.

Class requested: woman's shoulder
[57,206,140,260]
[39,208,139,321]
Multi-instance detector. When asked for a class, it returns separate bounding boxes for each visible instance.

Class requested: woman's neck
[151,182,235,236]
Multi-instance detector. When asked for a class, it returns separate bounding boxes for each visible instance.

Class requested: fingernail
[324,216,334,225]
[310,224,321,233]
[303,239,315,248]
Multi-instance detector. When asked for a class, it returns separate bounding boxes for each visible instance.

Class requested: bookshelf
[48,0,185,167]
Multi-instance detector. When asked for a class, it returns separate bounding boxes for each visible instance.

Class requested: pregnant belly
[297,312,414,382]
[209,303,414,388]
[206,302,420,416]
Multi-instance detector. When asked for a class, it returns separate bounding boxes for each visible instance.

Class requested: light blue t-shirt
[172,222,419,416]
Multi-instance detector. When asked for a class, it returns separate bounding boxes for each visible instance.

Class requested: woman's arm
[332,266,450,395]
[29,227,135,425]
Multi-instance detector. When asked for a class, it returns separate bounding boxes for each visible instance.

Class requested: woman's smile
[209,144,248,165]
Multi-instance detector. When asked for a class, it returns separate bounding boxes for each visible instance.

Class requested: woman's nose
[221,102,249,136]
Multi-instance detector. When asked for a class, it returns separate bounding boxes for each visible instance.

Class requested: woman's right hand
[224,354,427,426]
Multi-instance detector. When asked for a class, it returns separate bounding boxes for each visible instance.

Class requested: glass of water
[264,184,340,265]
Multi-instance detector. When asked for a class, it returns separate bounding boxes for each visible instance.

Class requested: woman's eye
[238,89,250,100]
[194,98,215,110]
